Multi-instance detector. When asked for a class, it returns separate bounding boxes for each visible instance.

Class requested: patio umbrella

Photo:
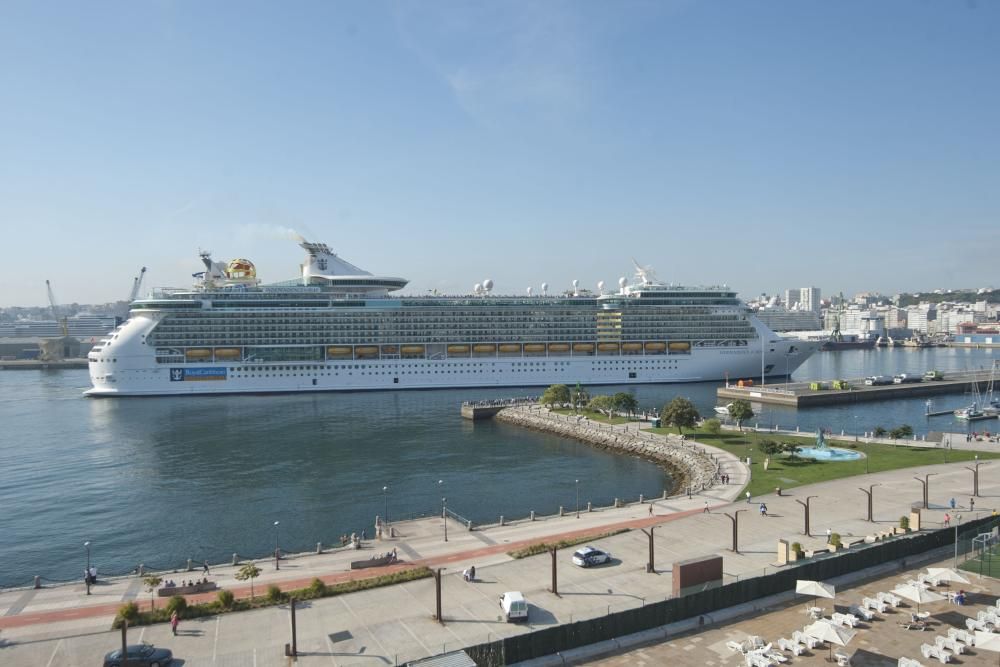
[804,619,856,662]
[924,567,971,585]
[797,579,836,611]
[893,583,945,612]
[974,631,1000,667]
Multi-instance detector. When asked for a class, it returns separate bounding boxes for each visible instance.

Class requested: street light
[383,485,390,532]
[575,479,580,518]
[966,456,988,497]
[84,541,91,595]
[724,509,747,553]
[914,473,937,510]
[954,514,963,568]
[273,521,280,571]
[858,484,878,522]
[442,497,448,542]
[795,495,818,537]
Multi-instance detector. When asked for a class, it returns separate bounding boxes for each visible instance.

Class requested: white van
[499,591,529,622]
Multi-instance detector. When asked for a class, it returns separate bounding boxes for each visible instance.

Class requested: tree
[873,426,887,438]
[143,575,162,611]
[703,418,722,435]
[235,563,262,600]
[727,400,754,431]
[587,395,615,417]
[572,383,590,413]
[613,392,638,418]
[889,424,913,440]
[540,384,570,408]
[661,397,700,435]
[758,440,782,457]
[781,443,802,459]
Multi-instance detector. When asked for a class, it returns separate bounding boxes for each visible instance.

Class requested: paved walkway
[2,429,999,665]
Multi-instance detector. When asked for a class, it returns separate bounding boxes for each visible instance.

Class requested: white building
[784,289,801,309]
[799,287,821,314]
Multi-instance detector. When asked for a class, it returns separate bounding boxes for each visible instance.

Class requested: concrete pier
[717,369,998,408]
[460,397,537,420]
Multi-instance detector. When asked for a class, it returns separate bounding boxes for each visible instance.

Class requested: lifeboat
[548,343,570,353]
[327,346,352,358]
[185,349,211,359]
[447,344,470,355]
[573,343,595,353]
[668,341,691,352]
[401,345,425,356]
[622,342,642,353]
[644,342,667,352]
[381,345,399,355]
[597,343,620,353]
[355,346,379,358]
[499,344,522,354]
[473,344,497,354]
[213,348,241,359]
[524,344,546,353]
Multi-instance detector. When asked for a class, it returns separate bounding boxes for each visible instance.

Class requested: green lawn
[960,540,1000,578]
[551,408,635,425]
[648,427,1000,498]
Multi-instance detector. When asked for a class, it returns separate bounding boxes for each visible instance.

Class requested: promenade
[3,428,1000,665]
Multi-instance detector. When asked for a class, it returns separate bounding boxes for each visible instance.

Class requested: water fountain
[798,429,863,461]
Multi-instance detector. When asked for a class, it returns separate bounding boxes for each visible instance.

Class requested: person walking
[170,610,179,636]
[944,513,951,527]
[970,497,976,511]
[648,503,653,516]
[950,497,956,510]
[745,491,751,504]
[759,503,767,517]
[703,501,710,513]
[202,560,210,575]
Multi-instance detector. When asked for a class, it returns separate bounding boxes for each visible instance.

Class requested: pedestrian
[648,503,653,516]
[759,503,767,517]
[746,491,751,504]
[971,497,976,511]
[170,611,179,636]
[950,497,956,510]
[703,501,710,513]
[826,528,832,543]
[944,513,951,527]
[202,560,209,575]
[361,528,366,541]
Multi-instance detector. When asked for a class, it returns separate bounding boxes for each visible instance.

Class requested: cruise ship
[86,240,820,396]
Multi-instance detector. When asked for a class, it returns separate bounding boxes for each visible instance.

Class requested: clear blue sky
[1,1,997,307]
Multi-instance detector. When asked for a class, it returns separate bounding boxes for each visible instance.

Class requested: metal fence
[464,515,1000,666]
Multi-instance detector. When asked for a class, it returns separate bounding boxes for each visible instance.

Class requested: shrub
[116,601,139,623]
[217,589,234,608]
[899,515,910,530]
[266,584,284,603]
[308,578,327,597]
[703,418,722,435]
[507,529,630,559]
[165,595,187,616]
[790,542,802,554]
[829,532,842,547]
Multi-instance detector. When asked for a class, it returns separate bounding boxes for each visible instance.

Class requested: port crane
[45,279,69,337]
[128,267,147,302]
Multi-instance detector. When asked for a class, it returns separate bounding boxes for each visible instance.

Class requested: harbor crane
[45,280,69,337]
[128,266,147,302]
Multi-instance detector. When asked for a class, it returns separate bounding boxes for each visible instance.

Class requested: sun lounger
[864,596,888,613]
[920,643,951,664]
[878,592,902,607]
[965,617,988,632]
[792,630,820,649]
[898,657,925,667]
[850,604,875,621]
[935,636,964,655]
[835,652,851,666]
[900,620,928,631]
[946,628,973,645]
[832,612,859,628]
[777,638,805,656]
[727,641,746,654]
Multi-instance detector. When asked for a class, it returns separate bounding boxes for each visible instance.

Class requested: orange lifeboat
[668,341,691,352]
[355,346,379,358]
[548,343,570,353]
[644,342,667,353]
[573,343,595,353]
[381,345,399,355]
[213,348,241,359]
[401,345,425,356]
[524,344,546,353]
[499,344,522,354]
[447,344,470,355]
[597,343,620,353]
[622,343,642,353]
[185,348,211,359]
[327,346,352,358]
[473,344,497,354]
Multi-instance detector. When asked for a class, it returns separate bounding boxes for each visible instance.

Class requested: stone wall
[494,407,719,495]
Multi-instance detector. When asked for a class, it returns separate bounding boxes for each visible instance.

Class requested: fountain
[797,429,863,461]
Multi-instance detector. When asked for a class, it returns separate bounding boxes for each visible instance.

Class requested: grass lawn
[960,536,1000,578]
[648,427,1000,498]
[551,408,635,425]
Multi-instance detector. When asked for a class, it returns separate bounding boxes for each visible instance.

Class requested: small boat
[213,348,241,359]
[447,344,470,354]
[524,343,546,353]
[355,346,379,358]
[622,342,642,352]
[597,342,620,353]
[955,405,990,420]
[185,348,212,359]
[668,341,691,352]
[714,403,733,416]
[473,344,497,354]
[499,344,522,353]
[572,343,595,353]
[327,346,352,357]
[400,345,425,356]
[548,343,570,353]
[644,342,666,352]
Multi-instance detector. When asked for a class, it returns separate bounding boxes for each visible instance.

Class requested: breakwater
[495,406,720,494]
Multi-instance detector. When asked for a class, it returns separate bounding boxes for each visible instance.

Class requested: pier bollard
[467,520,472,531]
[587,501,592,512]
[662,489,668,500]
[34,576,40,589]
[530,510,535,521]
[138,564,144,576]
[316,542,323,554]
[639,494,645,504]
[232,553,239,566]
[614,497,621,508]
[559,505,565,516]
[186,558,193,572]
[500,515,505,526]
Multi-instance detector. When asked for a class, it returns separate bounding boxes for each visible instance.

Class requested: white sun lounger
[921,644,951,664]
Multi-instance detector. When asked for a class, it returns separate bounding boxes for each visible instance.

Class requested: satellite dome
[541,282,549,294]
[225,258,257,280]
[572,279,579,288]
[526,287,533,296]
[597,280,605,293]
[483,279,494,291]
[618,276,627,288]
[474,283,482,294]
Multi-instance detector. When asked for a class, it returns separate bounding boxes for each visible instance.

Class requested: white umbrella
[893,583,945,612]
[797,579,836,613]
[924,567,971,585]
[804,619,856,661]
[974,631,1000,667]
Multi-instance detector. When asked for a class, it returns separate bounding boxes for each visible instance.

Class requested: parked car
[893,374,922,384]
[499,591,529,622]
[865,376,892,386]
[572,546,612,567]
[103,643,173,667]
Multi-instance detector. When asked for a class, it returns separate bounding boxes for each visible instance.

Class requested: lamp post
[795,495,817,537]
[84,541,91,595]
[965,457,988,497]
[858,484,878,522]
[785,353,791,391]
[273,521,280,570]
[954,514,963,568]
[724,509,747,553]
[383,485,389,532]
[442,497,448,542]
[914,473,937,510]
[575,479,580,518]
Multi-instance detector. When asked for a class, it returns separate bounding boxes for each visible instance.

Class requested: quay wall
[494,407,718,494]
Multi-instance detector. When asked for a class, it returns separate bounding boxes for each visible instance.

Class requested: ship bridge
[299,241,408,295]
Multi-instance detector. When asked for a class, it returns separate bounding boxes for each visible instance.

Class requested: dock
[717,369,997,408]
[460,397,537,420]
[0,358,88,371]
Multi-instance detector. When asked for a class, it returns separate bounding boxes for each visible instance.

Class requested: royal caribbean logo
[170,367,227,382]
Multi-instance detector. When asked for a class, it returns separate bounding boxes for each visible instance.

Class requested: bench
[158,581,218,597]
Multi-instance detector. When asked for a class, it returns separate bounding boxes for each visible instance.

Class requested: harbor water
[0,346,997,588]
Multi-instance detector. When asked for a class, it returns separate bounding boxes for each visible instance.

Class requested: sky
[1,0,997,308]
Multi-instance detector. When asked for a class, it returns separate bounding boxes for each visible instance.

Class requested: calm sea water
[0,346,996,587]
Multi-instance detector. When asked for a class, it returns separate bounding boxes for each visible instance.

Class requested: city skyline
[1,1,998,308]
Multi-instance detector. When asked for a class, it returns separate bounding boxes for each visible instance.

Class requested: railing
[461,397,538,408]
